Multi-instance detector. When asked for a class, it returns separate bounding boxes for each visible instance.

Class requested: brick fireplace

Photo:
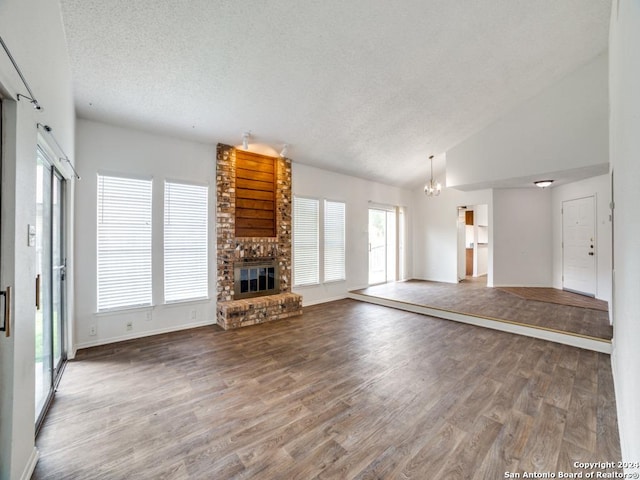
[216,144,302,329]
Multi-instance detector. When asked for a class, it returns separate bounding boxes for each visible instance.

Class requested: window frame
[323,199,346,283]
[96,172,153,312]
[293,196,320,287]
[163,179,209,304]
[293,195,346,287]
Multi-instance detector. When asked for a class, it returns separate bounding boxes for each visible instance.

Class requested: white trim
[367,201,396,212]
[74,319,216,350]
[96,170,153,182]
[302,294,348,306]
[348,292,611,354]
[163,177,209,188]
[96,174,153,311]
[19,447,39,480]
[293,196,320,287]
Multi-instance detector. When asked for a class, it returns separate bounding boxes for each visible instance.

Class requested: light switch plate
[28,224,36,247]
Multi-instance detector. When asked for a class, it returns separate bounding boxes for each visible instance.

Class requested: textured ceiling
[59,0,611,188]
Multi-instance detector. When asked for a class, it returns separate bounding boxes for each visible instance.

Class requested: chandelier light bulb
[242,131,250,150]
[424,155,442,197]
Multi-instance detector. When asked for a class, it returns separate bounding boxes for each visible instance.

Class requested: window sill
[164,297,210,307]
[95,304,152,316]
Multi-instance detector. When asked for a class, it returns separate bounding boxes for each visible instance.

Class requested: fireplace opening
[234,258,279,299]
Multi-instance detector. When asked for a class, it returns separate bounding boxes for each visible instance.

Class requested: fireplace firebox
[233,258,279,299]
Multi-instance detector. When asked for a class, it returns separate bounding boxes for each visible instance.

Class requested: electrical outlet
[190,310,197,320]
[126,321,133,331]
[89,325,97,336]
[145,310,152,322]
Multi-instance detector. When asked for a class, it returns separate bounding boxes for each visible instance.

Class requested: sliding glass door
[35,147,66,429]
[368,207,397,285]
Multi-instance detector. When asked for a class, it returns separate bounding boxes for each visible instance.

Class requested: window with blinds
[324,200,346,282]
[97,174,152,311]
[164,181,208,303]
[293,197,346,287]
[293,197,319,286]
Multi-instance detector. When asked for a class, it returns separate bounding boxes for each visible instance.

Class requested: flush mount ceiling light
[241,131,251,150]
[534,180,554,188]
[279,144,289,158]
[424,155,442,197]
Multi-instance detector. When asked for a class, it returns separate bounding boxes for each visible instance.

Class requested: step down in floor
[347,291,612,354]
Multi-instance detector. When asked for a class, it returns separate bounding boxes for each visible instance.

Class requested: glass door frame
[368,205,402,285]
[35,144,67,433]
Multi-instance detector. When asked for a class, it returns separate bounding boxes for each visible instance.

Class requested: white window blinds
[293,197,319,286]
[164,181,209,303]
[324,200,346,282]
[97,175,152,311]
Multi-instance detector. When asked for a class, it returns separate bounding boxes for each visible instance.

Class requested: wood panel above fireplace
[235,150,276,238]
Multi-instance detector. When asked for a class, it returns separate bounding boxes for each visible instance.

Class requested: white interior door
[562,196,596,296]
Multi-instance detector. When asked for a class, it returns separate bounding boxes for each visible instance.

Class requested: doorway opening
[457,204,489,284]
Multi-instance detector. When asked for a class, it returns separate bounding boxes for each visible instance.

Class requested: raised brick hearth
[217,293,302,330]
[216,144,302,329]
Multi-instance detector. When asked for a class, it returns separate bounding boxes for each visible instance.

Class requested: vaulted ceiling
[60,0,611,188]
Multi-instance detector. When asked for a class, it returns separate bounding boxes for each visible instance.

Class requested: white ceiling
[59,0,611,188]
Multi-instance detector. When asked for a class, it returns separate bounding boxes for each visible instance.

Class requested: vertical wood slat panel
[235,151,276,237]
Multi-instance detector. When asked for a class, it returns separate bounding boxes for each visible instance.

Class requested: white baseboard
[68,346,77,360]
[20,447,39,480]
[303,294,348,307]
[74,320,216,350]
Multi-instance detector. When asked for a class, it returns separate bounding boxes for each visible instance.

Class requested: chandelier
[424,155,442,197]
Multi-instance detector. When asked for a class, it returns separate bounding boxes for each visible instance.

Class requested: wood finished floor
[354,279,613,340]
[33,300,621,480]
[496,287,609,312]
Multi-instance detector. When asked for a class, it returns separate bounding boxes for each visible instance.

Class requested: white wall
[446,53,608,190]
[476,245,488,277]
[472,204,488,277]
[551,174,612,302]
[609,0,640,470]
[492,188,553,287]
[74,119,216,349]
[292,163,413,305]
[0,1,75,478]
[412,186,492,285]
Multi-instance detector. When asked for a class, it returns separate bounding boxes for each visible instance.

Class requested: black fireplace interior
[234,259,279,299]
[240,266,275,293]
